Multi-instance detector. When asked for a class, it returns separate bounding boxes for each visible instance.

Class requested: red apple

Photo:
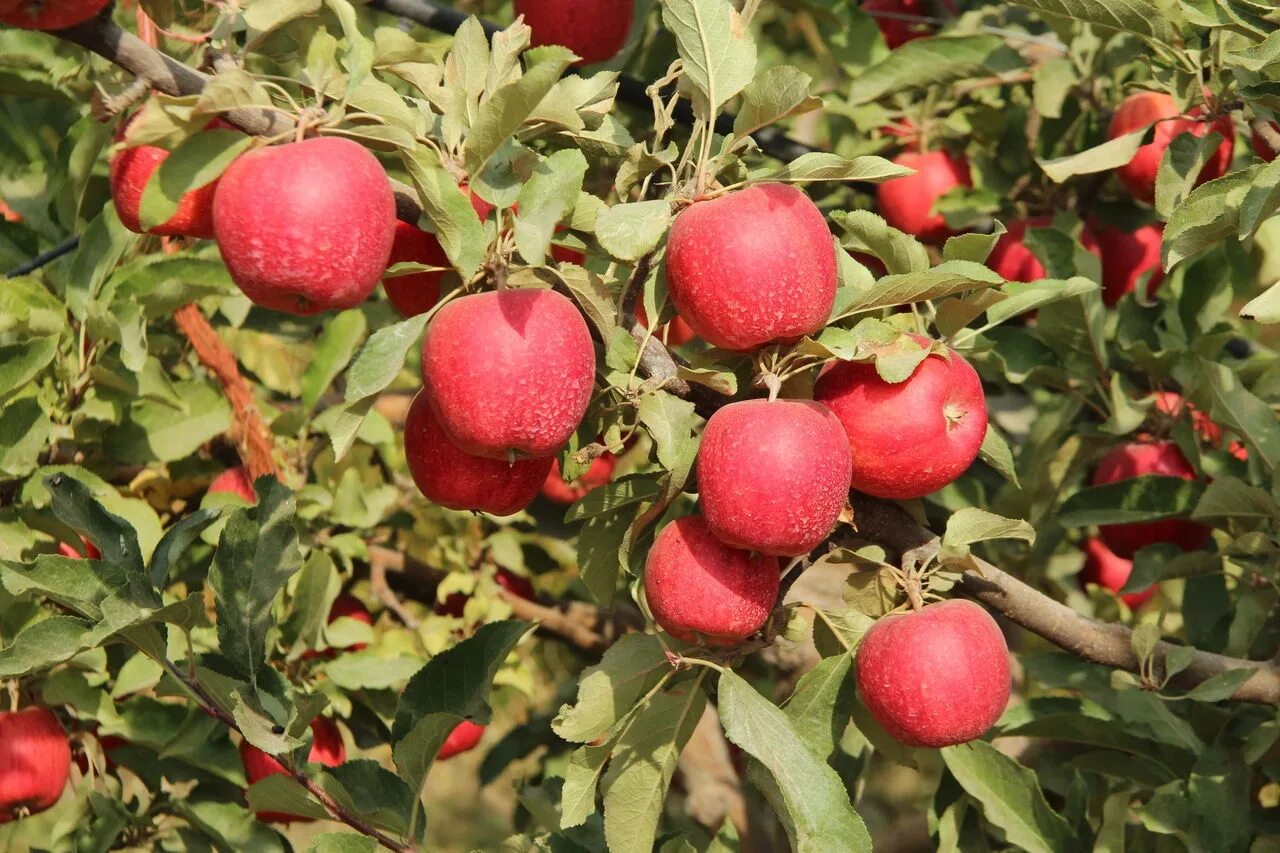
[1094,223,1164,305]
[1109,92,1235,205]
[0,708,71,823]
[57,536,100,559]
[514,0,634,65]
[404,391,553,516]
[110,118,235,239]
[1092,441,1211,557]
[239,717,345,823]
[420,288,595,459]
[213,137,395,316]
[305,594,374,660]
[0,0,110,29]
[1151,392,1222,446]
[863,0,957,48]
[987,217,1100,283]
[697,399,852,557]
[665,183,836,352]
[541,454,617,504]
[383,222,450,317]
[495,569,535,601]
[815,335,987,500]
[643,516,780,646]
[856,599,1010,748]
[634,299,697,346]
[1253,122,1279,162]
[208,466,256,504]
[1081,537,1155,609]
[437,720,485,760]
[876,150,972,242]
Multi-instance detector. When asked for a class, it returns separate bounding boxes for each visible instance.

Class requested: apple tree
[1,0,1279,850]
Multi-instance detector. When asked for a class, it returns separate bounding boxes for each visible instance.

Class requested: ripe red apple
[437,720,485,760]
[404,391,553,516]
[305,594,374,660]
[1253,122,1279,162]
[987,217,1100,283]
[0,0,110,29]
[1093,223,1164,305]
[383,222,450,317]
[239,717,345,823]
[863,0,957,48]
[0,707,71,823]
[420,288,595,459]
[213,137,395,316]
[643,516,780,646]
[814,335,987,500]
[665,183,836,352]
[208,466,256,503]
[1081,537,1155,609]
[1092,441,1211,558]
[57,536,100,559]
[1109,92,1235,205]
[634,299,697,346]
[856,599,1010,748]
[109,118,235,239]
[876,150,972,242]
[513,0,634,65]
[541,454,616,504]
[697,399,852,557]
[495,569,535,601]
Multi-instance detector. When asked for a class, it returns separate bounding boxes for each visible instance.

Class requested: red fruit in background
[109,118,235,239]
[303,594,374,660]
[495,569,535,601]
[634,299,697,346]
[1094,223,1164,305]
[383,222,449,317]
[1253,122,1279,162]
[434,592,467,618]
[697,400,852,557]
[1108,92,1235,205]
[208,466,256,503]
[1081,537,1155,609]
[213,137,395,316]
[514,0,633,65]
[541,454,616,504]
[57,536,101,559]
[815,336,987,500]
[420,289,595,459]
[666,183,836,351]
[987,218,1100,283]
[239,718,345,823]
[856,600,1010,748]
[0,0,110,29]
[437,720,485,760]
[404,391,552,516]
[1151,392,1222,446]
[863,0,956,48]
[0,708,71,823]
[1092,441,1211,558]
[643,516,780,646]
[876,150,972,242]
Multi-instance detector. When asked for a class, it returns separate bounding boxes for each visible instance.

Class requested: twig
[4,235,80,278]
[369,547,422,629]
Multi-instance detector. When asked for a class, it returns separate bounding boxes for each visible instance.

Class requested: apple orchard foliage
[1,0,1280,851]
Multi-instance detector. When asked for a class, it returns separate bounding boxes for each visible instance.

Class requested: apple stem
[903,574,926,612]
[763,373,782,402]
[5,680,18,712]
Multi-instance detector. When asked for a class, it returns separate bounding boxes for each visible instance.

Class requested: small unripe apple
[856,599,1010,748]
[1253,122,1279,162]
[876,150,972,242]
[239,717,345,823]
[987,217,1100,283]
[437,720,485,760]
[404,391,553,516]
[213,137,395,316]
[666,183,836,352]
[208,466,256,504]
[0,707,72,823]
[420,288,595,459]
[1094,223,1164,305]
[1109,92,1234,205]
[697,399,852,557]
[513,0,634,65]
[541,454,616,505]
[109,118,235,239]
[634,299,697,346]
[643,516,780,646]
[1092,441,1210,558]
[0,0,110,29]
[57,536,100,559]
[383,222,450,317]
[863,0,957,48]
[1081,537,1154,609]
[815,336,987,500]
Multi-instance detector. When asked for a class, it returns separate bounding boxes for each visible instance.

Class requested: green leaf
[942,508,1036,554]
[596,200,672,262]
[553,633,671,744]
[106,381,232,464]
[515,149,589,266]
[983,277,1100,327]
[149,506,223,589]
[1198,358,1280,471]
[0,398,50,479]
[831,210,930,275]
[718,670,871,853]
[465,47,576,177]
[941,740,1075,853]
[0,336,57,400]
[602,683,706,853]
[733,66,821,138]
[245,773,330,822]
[1240,279,1280,323]
[780,653,854,761]
[138,130,254,231]
[1155,130,1227,221]
[310,834,378,853]
[301,309,367,409]
[1006,0,1179,45]
[0,616,94,678]
[1182,668,1259,702]
[760,153,911,184]
[402,148,486,280]
[319,760,416,837]
[1163,171,1253,270]
[561,744,610,829]
[835,261,1003,318]
[979,424,1019,485]
[1038,127,1150,183]
[661,0,757,113]
[578,510,631,608]
[1058,476,1206,527]
[324,0,374,95]
[243,0,322,33]
[637,392,699,476]
[46,475,154,606]
[565,476,663,523]
[208,478,303,685]
[849,36,1023,105]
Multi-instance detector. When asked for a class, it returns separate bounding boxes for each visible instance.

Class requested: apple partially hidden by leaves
[239,718,345,823]
[876,149,971,243]
[304,594,374,660]
[987,217,1100,283]
[856,600,1011,748]
[863,0,958,48]
[0,707,72,823]
[0,0,110,29]
[513,0,634,66]
[57,536,100,559]
[1081,537,1155,609]
[208,466,256,504]
[1109,92,1234,205]
[541,454,616,505]
[643,516,780,646]
[1092,441,1211,558]
[437,720,485,760]
[1094,222,1164,305]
